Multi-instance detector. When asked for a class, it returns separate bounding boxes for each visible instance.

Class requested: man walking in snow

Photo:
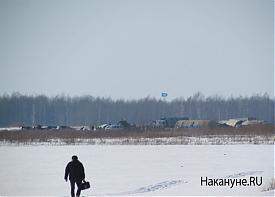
[65,155,86,197]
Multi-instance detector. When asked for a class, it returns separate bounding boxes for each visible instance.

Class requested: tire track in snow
[95,179,187,196]
[224,171,263,179]
[125,179,187,195]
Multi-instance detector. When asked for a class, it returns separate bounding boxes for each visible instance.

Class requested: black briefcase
[80,180,90,190]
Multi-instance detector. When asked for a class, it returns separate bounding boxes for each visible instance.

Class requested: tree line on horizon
[0,92,273,127]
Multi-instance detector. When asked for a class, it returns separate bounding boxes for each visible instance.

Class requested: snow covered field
[0,145,274,196]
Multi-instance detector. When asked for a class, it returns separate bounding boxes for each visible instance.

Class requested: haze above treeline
[0,0,273,100]
[0,92,273,127]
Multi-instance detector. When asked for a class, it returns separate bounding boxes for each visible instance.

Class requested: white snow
[0,126,22,131]
[1,135,274,145]
[0,145,273,196]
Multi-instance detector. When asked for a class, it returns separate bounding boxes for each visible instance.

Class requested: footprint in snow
[96,179,187,196]
[224,171,263,179]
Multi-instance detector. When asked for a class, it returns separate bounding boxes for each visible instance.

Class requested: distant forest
[0,92,274,127]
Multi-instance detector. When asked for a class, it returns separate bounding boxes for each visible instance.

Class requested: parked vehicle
[105,124,122,130]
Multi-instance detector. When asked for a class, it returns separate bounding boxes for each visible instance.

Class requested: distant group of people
[64,155,86,197]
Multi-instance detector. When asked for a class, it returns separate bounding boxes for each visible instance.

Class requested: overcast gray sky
[0,0,273,100]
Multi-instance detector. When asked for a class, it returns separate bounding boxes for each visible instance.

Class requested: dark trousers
[70,179,82,197]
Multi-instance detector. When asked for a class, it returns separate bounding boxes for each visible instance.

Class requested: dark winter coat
[65,160,85,181]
